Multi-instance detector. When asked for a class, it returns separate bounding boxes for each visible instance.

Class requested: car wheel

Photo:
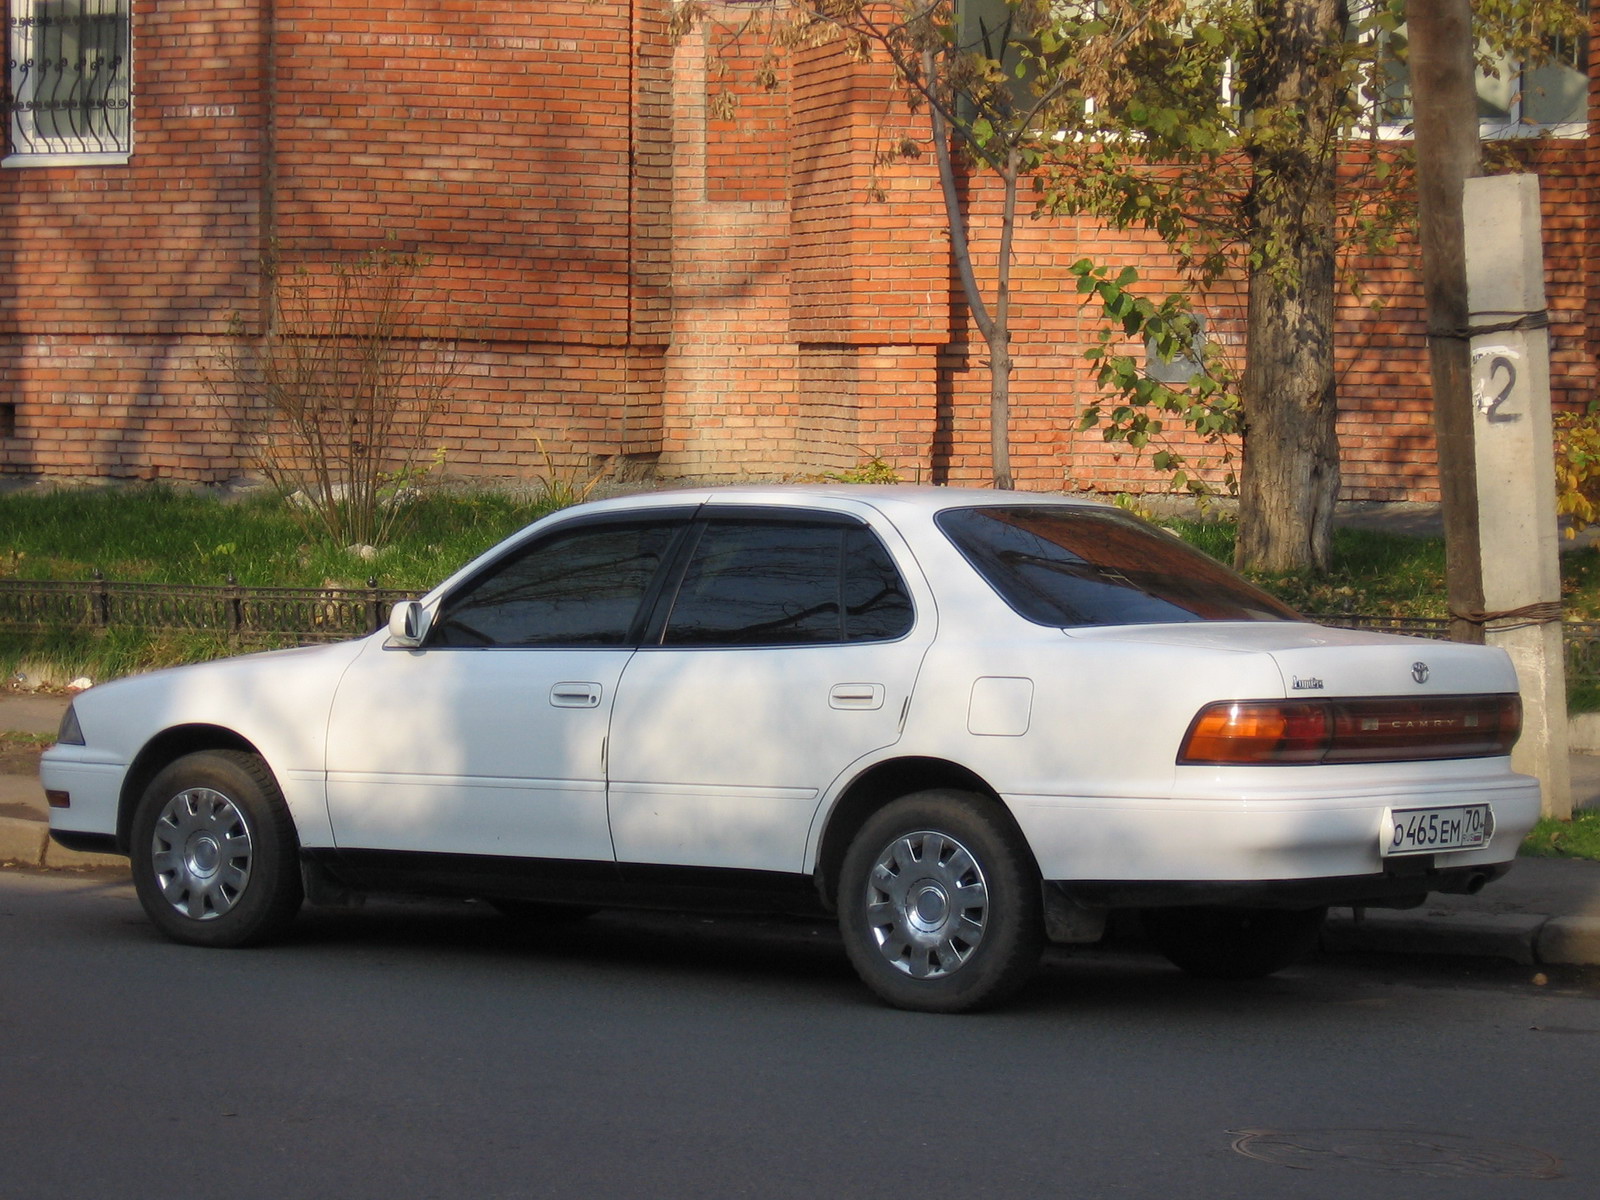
[130,750,304,948]
[838,790,1044,1013]
[1142,906,1327,980]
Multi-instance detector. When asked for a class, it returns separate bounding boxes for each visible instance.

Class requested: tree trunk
[990,150,1019,490]
[1409,0,1485,643]
[926,49,1015,490]
[1234,0,1346,574]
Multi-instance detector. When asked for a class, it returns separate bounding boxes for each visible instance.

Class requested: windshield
[936,506,1299,627]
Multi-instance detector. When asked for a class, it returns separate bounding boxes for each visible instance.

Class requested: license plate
[1381,804,1494,857]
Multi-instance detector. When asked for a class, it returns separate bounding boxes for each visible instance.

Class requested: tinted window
[662,520,913,646]
[431,521,679,647]
[843,526,916,641]
[937,506,1298,627]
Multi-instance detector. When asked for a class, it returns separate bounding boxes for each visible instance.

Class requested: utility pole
[1411,1,1571,816]
[1409,0,1484,645]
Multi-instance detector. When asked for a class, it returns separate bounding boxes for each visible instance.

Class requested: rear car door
[605,509,932,872]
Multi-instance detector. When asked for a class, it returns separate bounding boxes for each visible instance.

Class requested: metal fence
[0,575,411,647]
[2,578,1598,694]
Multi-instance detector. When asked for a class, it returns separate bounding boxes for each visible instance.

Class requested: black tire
[130,749,304,948]
[837,789,1044,1013]
[1142,906,1327,980]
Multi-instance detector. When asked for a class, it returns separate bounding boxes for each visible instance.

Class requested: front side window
[938,505,1299,628]
[5,0,130,161]
[661,519,915,647]
[431,520,682,648]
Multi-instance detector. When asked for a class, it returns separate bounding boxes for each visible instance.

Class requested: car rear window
[936,506,1299,627]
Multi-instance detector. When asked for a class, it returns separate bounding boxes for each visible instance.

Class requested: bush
[1554,401,1600,539]
[212,247,461,550]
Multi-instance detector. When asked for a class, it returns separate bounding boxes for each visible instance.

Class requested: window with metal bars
[5,0,130,161]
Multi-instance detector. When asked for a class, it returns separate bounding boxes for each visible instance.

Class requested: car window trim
[639,507,914,650]
[423,507,702,651]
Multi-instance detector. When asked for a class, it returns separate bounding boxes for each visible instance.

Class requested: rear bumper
[1006,764,1541,891]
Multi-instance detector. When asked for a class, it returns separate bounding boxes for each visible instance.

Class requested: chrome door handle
[550,682,603,709]
[829,683,885,711]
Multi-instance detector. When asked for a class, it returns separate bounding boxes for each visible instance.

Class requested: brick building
[2,1,1597,500]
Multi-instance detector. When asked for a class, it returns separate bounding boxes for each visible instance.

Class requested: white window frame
[1357,4,1590,142]
[4,0,132,167]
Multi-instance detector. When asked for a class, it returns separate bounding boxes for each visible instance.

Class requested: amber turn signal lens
[1180,701,1330,764]
[1179,695,1521,765]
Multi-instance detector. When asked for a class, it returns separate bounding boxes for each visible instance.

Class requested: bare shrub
[215,248,460,549]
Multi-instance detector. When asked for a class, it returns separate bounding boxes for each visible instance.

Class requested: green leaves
[1070,259,1242,498]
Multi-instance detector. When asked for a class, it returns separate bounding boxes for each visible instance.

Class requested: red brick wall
[1,0,265,480]
[1,0,670,483]
[3,1,1597,505]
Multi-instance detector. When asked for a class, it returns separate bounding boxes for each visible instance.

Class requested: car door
[605,510,932,872]
[324,514,687,859]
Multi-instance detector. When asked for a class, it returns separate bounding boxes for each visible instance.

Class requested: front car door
[324,514,688,859]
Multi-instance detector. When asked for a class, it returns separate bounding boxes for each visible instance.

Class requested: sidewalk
[4,688,1599,967]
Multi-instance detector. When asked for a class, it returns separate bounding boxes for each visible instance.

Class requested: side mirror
[387,600,432,647]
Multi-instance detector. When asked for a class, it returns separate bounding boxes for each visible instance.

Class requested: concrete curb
[1324,909,1546,966]
[1324,908,1600,969]
[1538,915,1600,966]
[0,815,126,872]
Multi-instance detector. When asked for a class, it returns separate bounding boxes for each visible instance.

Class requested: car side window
[661,519,913,647]
[431,521,679,647]
[842,527,915,641]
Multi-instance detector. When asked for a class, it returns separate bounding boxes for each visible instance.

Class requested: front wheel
[1142,906,1326,980]
[838,790,1044,1013]
[130,750,304,948]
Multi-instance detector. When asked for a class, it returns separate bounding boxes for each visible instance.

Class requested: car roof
[564,484,1113,520]
[420,485,1117,605]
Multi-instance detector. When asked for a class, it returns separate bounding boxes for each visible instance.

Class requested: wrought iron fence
[0,575,411,647]
[2,579,1598,695]
[1311,614,1451,640]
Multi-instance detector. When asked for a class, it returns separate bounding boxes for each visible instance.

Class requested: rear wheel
[130,750,303,948]
[838,790,1043,1013]
[1143,906,1326,980]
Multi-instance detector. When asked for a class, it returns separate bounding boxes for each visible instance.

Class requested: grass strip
[1520,812,1600,861]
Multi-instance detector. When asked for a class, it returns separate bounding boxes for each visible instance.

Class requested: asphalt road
[3,869,1598,1200]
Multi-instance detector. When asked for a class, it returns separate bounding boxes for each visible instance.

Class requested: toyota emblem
[1412,662,1430,685]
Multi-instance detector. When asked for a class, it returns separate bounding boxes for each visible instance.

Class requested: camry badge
[1412,662,1430,685]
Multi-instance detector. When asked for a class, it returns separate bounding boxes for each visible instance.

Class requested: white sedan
[42,487,1540,1010]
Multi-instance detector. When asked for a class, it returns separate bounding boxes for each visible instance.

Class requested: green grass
[1168,520,1454,618]
[1520,812,1600,860]
[0,484,559,590]
[0,730,52,749]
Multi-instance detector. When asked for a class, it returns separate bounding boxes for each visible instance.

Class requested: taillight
[1180,701,1330,764]
[1179,695,1521,765]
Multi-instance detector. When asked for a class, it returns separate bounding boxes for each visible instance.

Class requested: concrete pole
[1463,174,1572,819]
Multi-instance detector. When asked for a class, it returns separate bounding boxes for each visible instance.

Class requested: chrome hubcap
[864,830,989,978]
[150,787,253,920]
